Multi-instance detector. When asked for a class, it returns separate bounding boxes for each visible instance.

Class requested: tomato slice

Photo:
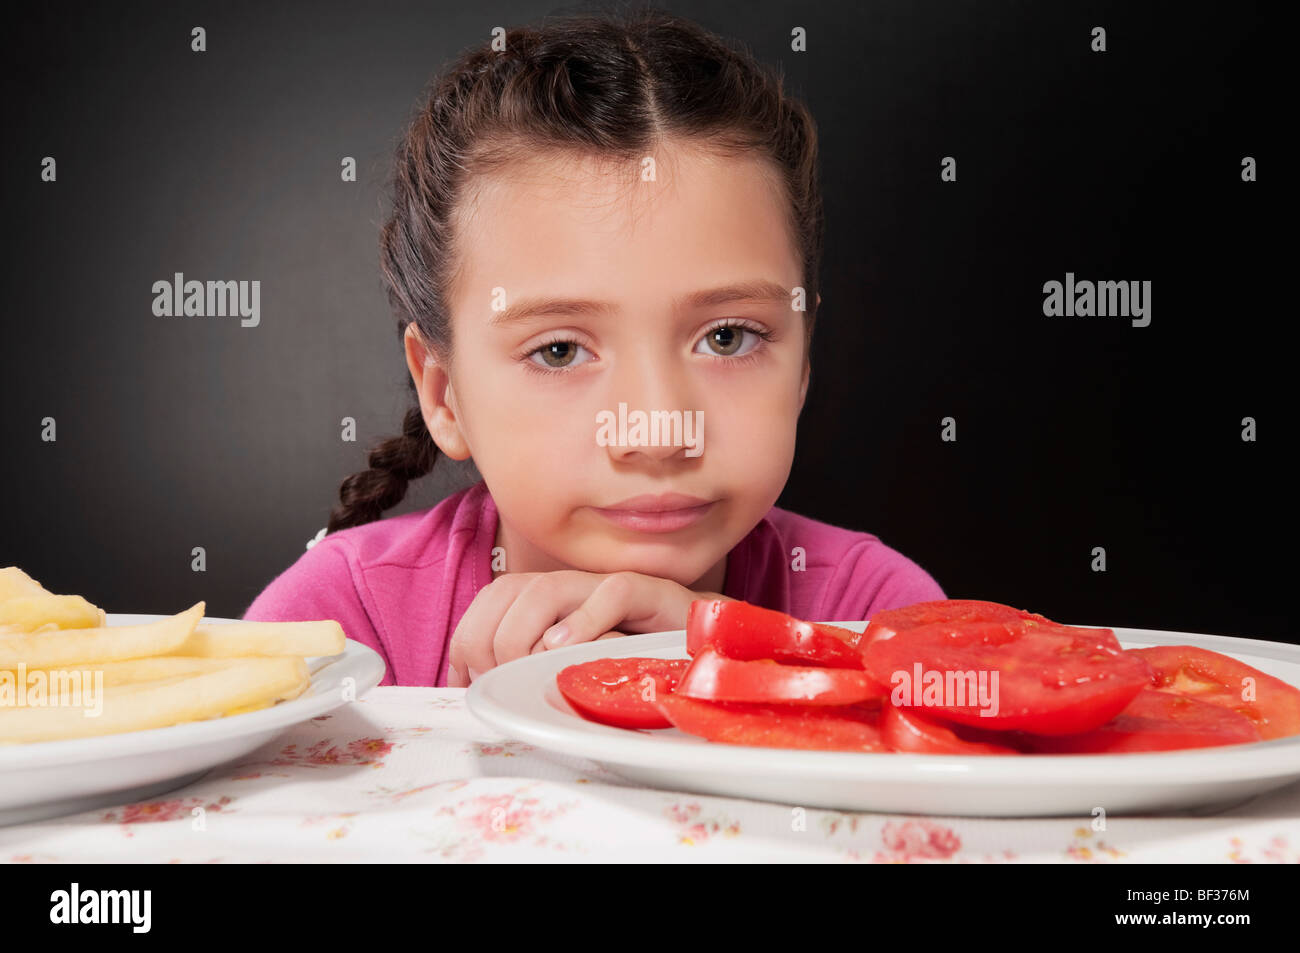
[1023,688,1262,753]
[814,623,866,645]
[656,692,888,752]
[863,619,1152,735]
[864,599,1051,643]
[675,644,886,706]
[863,599,1122,651]
[686,599,864,667]
[1129,645,1300,741]
[556,657,689,729]
[881,704,1023,755]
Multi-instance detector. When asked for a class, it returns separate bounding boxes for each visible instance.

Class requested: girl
[243,9,944,687]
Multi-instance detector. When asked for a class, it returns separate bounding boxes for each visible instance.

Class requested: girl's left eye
[694,323,766,358]
[527,340,593,369]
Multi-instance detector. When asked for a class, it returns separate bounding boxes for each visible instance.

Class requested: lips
[600,492,712,513]
[591,493,716,533]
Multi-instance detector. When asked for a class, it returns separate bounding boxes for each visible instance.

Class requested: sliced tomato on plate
[675,644,886,706]
[863,599,1121,651]
[556,657,689,729]
[1130,645,1300,741]
[686,599,864,667]
[1022,687,1262,753]
[863,599,1052,643]
[656,693,888,752]
[863,619,1151,735]
[881,704,1024,755]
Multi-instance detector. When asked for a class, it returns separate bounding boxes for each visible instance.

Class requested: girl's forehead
[453,147,792,272]
[440,141,800,323]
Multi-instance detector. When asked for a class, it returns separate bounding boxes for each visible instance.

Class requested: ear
[404,325,472,460]
[798,355,810,412]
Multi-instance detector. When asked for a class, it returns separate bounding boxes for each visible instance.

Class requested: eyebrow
[486,279,791,329]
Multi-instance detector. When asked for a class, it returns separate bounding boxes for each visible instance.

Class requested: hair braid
[327,402,439,533]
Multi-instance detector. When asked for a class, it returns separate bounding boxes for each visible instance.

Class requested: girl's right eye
[526,339,593,370]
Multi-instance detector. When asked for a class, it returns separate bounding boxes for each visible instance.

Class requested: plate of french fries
[0,567,386,825]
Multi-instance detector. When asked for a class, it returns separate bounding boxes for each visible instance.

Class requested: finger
[448,639,465,687]
[494,571,603,666]
[450,574,536,684]
[545,573,670,649]
[533,630,623,654]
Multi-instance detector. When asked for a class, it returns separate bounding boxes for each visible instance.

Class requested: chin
[577,548,709,589]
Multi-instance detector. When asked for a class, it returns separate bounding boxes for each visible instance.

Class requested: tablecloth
[3,688,1298,863]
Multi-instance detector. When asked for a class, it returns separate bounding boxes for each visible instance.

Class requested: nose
[600,349,702,464]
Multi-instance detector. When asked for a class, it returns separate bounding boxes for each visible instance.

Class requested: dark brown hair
[327,6,823,533]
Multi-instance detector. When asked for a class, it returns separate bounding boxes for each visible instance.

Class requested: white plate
[0,614,386,826]
[468,622,1300,817]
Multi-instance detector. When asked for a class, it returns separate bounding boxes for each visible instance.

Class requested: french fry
[0,602,204,669]
[0,656,310,744]
[170,619,345,658]
[0,622,61,635]
[0,566,51,601]
[0,595,109,632]
[1,671,199,707]
[0,567,106,632]
[9,655,249,688]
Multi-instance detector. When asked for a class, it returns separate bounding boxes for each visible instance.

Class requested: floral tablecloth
[3,688,1298,863]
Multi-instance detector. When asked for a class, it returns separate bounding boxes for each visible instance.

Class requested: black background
[1,1,1286,642]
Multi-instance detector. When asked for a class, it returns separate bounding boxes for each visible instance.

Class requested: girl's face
[421,141,809,590]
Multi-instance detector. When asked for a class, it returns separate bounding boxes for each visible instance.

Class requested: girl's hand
[446,570,729,687]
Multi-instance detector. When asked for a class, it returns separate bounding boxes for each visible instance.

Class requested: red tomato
[556,657,690,729]
[1130,645,1300,741]
[863,599,1122,651]
[881,704,1024,755]
[686,599,864,667]
[863,619,1152,735]
[656,693,888,752]
[864,599,1051,643]
[814,622,866,645]
[676,645,886,706]
[1023,688,1262,753]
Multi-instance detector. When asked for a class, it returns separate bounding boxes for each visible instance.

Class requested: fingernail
[545,623,570,647]
[467,666,481,682]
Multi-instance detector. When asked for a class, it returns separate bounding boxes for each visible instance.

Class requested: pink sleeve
[242,539,395,685]
[814,537,946,623]
[866,560,947,617]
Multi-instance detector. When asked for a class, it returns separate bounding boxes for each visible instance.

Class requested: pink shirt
[242,481,945,686]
